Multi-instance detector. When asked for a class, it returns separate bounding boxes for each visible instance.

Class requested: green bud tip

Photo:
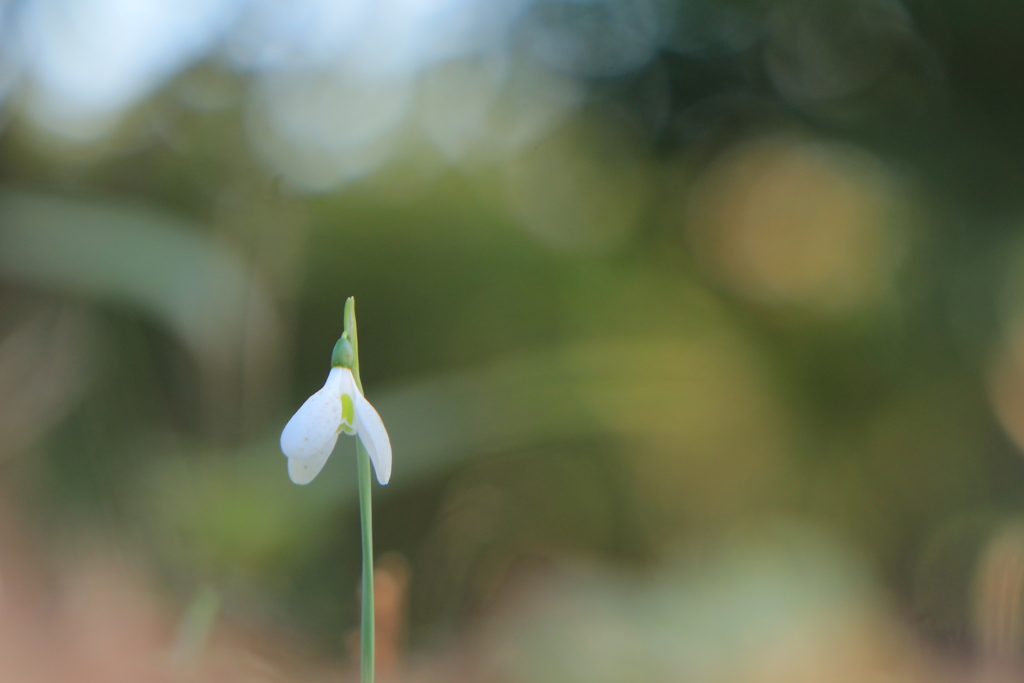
[331,334,355,369]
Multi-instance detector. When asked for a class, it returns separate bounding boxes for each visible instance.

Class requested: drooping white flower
[280,361,391,486]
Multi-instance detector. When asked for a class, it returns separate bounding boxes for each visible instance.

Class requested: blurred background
[1,0,1024,680]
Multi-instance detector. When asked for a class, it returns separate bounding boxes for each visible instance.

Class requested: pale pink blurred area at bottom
[0,501,985,683]
[0,495,295,683]
[0,507,166,682]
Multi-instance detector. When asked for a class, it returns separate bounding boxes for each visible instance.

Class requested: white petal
[280,368,345,460]
[354,391,392,485]
[288,447,332,485]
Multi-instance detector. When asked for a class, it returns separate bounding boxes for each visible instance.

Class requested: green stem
[345,297,374,683]
[356,441,375,683]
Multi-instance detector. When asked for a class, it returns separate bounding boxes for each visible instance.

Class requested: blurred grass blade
[0,188,278,367]
[169,584,221,673]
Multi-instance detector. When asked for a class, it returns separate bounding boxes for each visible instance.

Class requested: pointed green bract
[344,297,363,391]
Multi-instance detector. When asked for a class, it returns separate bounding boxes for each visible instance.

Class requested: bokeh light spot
[686,136,908,313]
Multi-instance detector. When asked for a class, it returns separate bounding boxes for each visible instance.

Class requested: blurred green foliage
[4,0,1024,666]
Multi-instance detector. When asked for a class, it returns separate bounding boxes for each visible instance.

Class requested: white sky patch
[5,0,668,186]
[247,69,413,191]
[20,0,241,136]
[228,0,525,78]
[225,0,374,70]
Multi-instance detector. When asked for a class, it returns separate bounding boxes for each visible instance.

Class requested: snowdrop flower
[280,334,391,485]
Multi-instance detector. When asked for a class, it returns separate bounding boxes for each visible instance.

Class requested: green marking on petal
[341,393,355,430]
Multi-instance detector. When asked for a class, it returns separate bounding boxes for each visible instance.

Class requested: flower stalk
[280,296,392,683]
[345,297,376,683]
